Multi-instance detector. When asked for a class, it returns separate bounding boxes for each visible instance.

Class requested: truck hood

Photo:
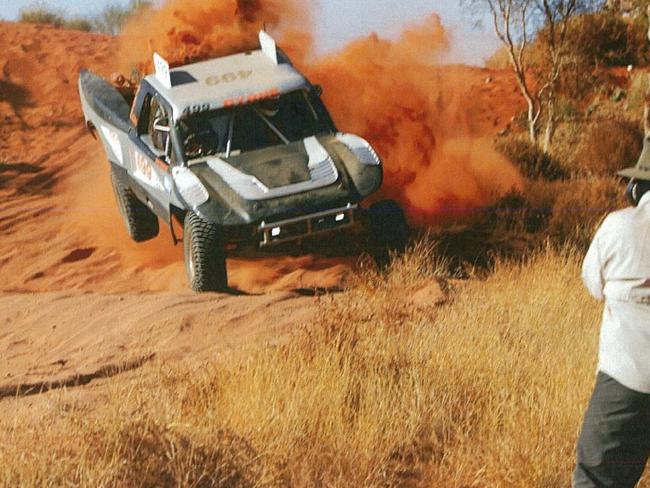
[186,133,383,226]
[204,136,339,201]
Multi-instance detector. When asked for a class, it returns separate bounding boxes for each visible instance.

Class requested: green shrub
[18,0,150,34]
[584,13,645,66]
[93,1,151,35]
[495,135,567,181]
[627,13,650,67]
[538,12,648,68]
[626,70,647,118]
[19,3,91,31]
[93,4,132,35]
[485,45,511,70]
[573,119,643,176]
[547,177,626,248]
[549,121,583,173]
[63,17,93,32]
[458,176,627,254]
[529,12,650,103]
[19,3,65,27]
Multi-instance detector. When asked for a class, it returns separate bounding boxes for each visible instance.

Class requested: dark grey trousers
[573,372,650,488]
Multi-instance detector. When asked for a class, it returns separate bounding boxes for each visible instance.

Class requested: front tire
[110,168,159,242]
[368,200,409,267]
[183,212,228,292]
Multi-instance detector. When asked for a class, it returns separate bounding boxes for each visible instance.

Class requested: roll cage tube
[133,83,187,167]
[176,87,337,163]
[153,99,187,167]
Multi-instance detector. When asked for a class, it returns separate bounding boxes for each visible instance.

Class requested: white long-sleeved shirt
[582,192,650,393]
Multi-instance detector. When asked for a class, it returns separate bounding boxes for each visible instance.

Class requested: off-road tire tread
[184,212,228,292]
[110,169,159,242]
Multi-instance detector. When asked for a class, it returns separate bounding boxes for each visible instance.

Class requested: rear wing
[147,32,306,121]
[78,70,131,134]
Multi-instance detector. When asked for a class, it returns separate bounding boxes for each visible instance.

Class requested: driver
[257,96,280,118]
[180,117,220,159]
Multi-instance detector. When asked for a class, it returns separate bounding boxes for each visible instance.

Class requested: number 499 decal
[181,103,210,117]
[133,150,165,192]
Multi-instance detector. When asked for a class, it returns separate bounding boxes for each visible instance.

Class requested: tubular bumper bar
[259,203,358,247]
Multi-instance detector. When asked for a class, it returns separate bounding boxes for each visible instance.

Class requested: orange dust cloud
[119,0,311,74]
[119,2,523,227]
[305,14,523,225]
[63,147,183,270]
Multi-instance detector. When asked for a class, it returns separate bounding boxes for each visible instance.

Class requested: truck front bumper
[258,203,358,248]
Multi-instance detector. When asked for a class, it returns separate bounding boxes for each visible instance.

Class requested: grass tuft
[0,245,619,487]
[495,135,567,181]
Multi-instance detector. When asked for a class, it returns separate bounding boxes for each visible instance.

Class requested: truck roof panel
[145,50,309,120]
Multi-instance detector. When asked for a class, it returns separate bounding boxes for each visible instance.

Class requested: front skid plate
[258,204,358,247]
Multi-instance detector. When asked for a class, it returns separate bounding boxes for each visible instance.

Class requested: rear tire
[368,200,409,267]
[183,212,228,292]
[110,168,159,242]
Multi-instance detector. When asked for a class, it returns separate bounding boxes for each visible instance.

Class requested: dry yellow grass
[2,244,650,487]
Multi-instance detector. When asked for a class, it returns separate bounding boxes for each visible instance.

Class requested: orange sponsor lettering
[223,88,280,108]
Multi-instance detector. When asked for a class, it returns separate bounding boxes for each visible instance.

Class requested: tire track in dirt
[0,290,318,392]
[0,353,155,400]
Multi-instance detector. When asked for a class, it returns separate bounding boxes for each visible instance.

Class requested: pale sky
[1,0,499,65]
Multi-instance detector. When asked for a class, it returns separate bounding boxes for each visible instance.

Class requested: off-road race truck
[79,31,407,292]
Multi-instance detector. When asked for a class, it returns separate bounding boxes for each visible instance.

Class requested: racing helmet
[257,96,280,117]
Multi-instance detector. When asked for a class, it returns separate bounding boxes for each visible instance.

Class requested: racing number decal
[224,88,281,108]
[133,150,166,192]
[100,125,124,165]
[180,70,279,115]
[205,70,253,86]
[182,103,210,117]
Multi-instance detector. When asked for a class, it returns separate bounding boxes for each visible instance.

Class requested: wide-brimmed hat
[619,136,650,180]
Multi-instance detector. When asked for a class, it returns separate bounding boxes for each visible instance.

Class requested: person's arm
[582,222,606,301]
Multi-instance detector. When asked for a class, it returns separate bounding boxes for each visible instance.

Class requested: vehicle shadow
[0,158,58,195]
[0,80,32,127]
